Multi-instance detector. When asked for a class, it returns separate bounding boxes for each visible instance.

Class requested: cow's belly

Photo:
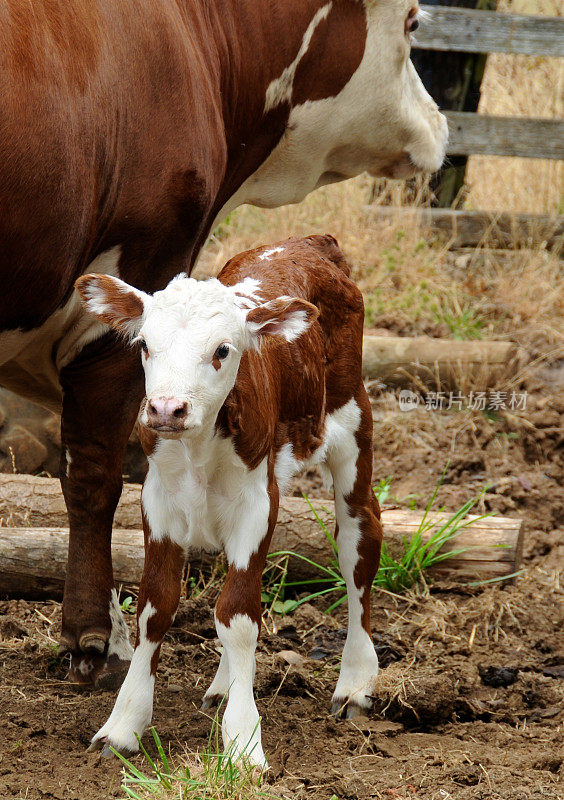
[0,248,121,412]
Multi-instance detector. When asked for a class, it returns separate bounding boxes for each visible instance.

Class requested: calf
[76,235,382,767]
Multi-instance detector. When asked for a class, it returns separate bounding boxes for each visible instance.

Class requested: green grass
[114,723,271,800]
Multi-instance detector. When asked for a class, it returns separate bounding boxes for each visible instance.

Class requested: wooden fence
[389,5,564,248]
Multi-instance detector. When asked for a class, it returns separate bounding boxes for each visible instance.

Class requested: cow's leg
[89,531,185,755]
[59,337,144,686]
[211,486,278,768]
[326,393,383,718]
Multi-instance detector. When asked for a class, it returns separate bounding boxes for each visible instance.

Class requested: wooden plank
[417,6,564,57]
[445,112,564,160]
[0,503,523,597]
[371,208,564,251]
[362,335,519,388]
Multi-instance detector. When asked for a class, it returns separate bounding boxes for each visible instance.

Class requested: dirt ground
[0,368,562,800]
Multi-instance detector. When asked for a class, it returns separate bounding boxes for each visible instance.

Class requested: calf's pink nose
[146,396,189,429]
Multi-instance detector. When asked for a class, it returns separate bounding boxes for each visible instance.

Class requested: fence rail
[417,5,564,57]
[445,112,564,160]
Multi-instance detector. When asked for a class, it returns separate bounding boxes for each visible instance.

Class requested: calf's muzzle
[145,396,190,431]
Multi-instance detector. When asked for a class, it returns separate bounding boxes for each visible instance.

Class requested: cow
[0,0,447,685]
[75,235,382,766]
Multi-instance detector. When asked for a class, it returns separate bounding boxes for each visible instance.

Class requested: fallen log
[362,334,521,389]
[0,475,523,597]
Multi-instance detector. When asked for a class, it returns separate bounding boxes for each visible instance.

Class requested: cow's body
[77,235,383,765]
[0,0,446,683]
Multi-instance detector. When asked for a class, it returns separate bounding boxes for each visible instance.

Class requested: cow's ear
[246,297,318,345]
[75,274,149,338]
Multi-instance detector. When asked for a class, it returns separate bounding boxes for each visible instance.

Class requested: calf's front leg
[211,491,278,769]
[89,531,184,755]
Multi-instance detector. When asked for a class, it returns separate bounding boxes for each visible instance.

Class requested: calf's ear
[75,274,149,338]
[246,297,319,344]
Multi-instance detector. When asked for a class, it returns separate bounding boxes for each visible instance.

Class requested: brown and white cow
[0,0,446,683]
[76,235,382,765]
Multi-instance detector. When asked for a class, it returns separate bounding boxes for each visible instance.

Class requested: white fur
[142,435,271,570]
[257,246,285,262]
[216,614,265,767]
[0,246,122,412]
[107,588,134,662]
[91,602,157,753]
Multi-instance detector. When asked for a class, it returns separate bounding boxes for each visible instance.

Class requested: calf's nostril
[173,403,188,419]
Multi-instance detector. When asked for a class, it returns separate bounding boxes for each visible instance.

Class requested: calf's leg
[89,529,185,755]
[326,392,383,717]
[59,336,144,686]
[210,487,278,768]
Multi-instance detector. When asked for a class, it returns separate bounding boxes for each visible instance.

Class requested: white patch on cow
[107,588,134,662]
[216,614,266,768]
[204,648,231,704]
[65,448,72,478]
[90,602,157,754]
[265,3,333,112]
[142,435,270,571]
[213,1,447,222]
[0,246,122,411]
[257,246,285,262]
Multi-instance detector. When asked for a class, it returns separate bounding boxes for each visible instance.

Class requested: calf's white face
[75,273,317,436]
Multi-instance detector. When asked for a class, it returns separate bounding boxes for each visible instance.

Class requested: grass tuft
[114,723,271,800]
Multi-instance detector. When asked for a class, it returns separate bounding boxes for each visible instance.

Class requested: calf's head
[76,274,318,436]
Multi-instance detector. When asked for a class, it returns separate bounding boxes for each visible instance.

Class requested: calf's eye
[215,344,230,361]
[139,339,148,355]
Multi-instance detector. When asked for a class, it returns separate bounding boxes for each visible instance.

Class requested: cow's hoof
[201,693,224,710]
[64,647,130,690]
[330,697,371,719]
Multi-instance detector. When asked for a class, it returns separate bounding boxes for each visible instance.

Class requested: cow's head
[229,0,448,212]
[75,274,317,437]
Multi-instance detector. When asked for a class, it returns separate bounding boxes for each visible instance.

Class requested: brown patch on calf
[137,524,185,674]
[216,479,279,630]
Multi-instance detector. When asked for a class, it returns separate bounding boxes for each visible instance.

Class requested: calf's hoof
[88,733,138,759]
[330,697,371,719]
[201,692,226,711]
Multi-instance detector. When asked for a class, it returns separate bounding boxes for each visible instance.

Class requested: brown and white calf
[76,235,382,766]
